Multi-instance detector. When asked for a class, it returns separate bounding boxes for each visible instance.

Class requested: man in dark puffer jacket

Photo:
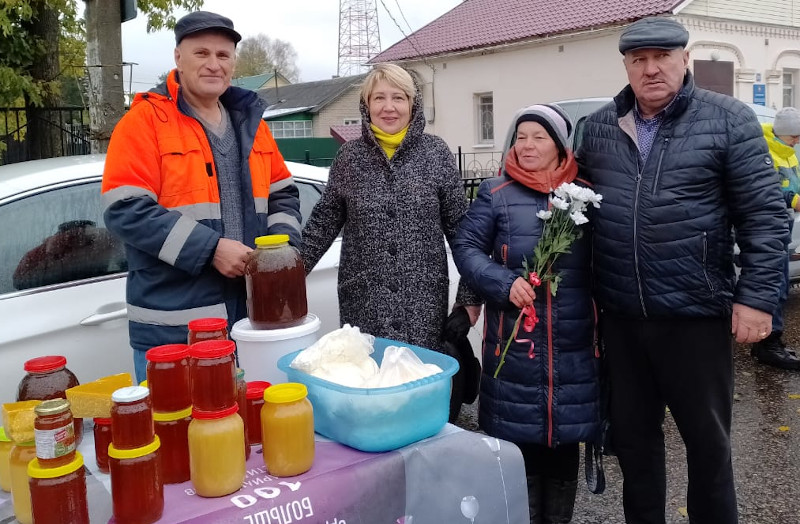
[577,17,788,524]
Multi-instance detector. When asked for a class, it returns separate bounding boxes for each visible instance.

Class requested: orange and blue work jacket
[101,69,301,352]
[763,123,800,211]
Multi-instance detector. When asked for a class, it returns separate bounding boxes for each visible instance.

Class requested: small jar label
[34,424,76,459]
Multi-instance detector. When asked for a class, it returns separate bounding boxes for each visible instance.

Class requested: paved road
[455,289,800,524]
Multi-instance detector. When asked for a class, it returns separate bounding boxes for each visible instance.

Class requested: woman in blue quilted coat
[452,105,600,524]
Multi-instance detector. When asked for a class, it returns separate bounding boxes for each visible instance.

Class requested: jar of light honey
[9,441,36,524]
[0,427,12,492]
[261,383,314,477]
[188,404,245,497]
[28,452,89,524]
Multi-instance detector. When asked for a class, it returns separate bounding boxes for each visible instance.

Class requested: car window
[0,180,126,295]
[573,117,589,153]
[296,180,323,228]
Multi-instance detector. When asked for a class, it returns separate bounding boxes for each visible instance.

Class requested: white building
[371,0,800,161]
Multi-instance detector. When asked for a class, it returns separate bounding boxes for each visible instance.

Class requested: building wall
[313,88,363,138]
[408,29,628,155]
[681,0,800,27]
[403,12,800,156]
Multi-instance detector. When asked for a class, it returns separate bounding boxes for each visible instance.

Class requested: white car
[0,155,478,403]
[0,155,340,402]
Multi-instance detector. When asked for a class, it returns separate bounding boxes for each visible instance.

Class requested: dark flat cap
[618,17,689,54]
[175,11,242,45]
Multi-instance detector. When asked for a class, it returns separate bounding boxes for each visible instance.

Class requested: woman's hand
[509,277,536,308]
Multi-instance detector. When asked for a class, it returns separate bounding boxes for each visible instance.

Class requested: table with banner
[0,424,529,523]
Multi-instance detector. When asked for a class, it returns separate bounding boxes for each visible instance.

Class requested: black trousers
[603,314,737,524]
[518,442,579,481]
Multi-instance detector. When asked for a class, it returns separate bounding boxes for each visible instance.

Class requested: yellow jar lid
[264,383,307,404]
[108,436,161,460]
[0,427,9,442]
[153,406,192,422]
[28,452,84,478]
[254,234,290,247]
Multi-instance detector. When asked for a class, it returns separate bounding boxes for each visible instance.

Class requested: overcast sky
[118,0,462,93]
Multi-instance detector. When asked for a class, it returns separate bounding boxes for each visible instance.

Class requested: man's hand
[212,238,253,278]
[509,277,536,308]
[731,303,773,344]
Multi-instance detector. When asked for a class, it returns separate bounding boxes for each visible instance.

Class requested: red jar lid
[192,404,238,420]
[246,381,272,399]
[23,356,67,373]
[190,339,235,359]
[93,417,112,425]
[188,317,228,332]
[146,344,190,362]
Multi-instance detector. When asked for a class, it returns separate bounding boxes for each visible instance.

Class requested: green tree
[0,0,203,159]
[235,34,299,82]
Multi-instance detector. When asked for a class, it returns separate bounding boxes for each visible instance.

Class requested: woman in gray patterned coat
[300,63,480,351]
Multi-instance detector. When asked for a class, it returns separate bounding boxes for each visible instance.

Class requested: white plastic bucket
[231,313,322,385]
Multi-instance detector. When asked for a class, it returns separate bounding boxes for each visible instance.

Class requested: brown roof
[330,124,362,144]
[372,0,684,62]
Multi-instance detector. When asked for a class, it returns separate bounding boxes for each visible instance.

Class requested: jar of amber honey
[17,355,83,444]
[244,235,308,329]
[111,386,154,450]
[261,383,314,477]
[108,437,163,524]
[33,399,76,468]
[93,418,112,473]
[9,441,36,524]
[188,317,229,344]
[0,427,12,492]
[188,405,245,497]
[153,407,192,484]
[146,344,191,412]
[190,340,237,411]
[28,452,89,524]
[245,381,271,446]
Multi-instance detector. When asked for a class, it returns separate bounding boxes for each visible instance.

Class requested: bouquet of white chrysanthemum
[494,182,602,378]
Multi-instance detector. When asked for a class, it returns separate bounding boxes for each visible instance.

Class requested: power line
[376,0,435,71]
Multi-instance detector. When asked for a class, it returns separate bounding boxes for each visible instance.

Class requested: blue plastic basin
[276,337,459,452]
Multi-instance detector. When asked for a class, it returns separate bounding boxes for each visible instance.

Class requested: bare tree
[235,34,299,82]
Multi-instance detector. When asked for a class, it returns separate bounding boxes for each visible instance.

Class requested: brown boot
[542,478,578,523]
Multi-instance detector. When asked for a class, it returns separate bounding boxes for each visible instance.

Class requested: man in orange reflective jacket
[102,11,301,381]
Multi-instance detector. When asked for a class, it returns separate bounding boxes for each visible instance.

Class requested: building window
[783,71,795,108]
[476,93,494,144]
[343,118,360,125]
[267,120,313,138]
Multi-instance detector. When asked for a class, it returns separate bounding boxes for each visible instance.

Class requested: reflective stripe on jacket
[101,69,301,351]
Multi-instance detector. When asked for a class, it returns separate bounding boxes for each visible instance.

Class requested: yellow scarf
[370,124,408,159]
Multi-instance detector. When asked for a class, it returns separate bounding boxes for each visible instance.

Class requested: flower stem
[493,309,524,378]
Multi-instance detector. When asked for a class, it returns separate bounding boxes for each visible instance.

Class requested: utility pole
[84,0,125,153]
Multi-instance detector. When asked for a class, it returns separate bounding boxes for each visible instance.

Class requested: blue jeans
[133,349,147,385]
[773,216,793,333]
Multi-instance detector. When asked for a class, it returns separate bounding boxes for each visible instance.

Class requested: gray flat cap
[175,11,242,45]
[619,17,689,54]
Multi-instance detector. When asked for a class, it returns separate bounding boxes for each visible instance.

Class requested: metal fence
[1,107,90,166]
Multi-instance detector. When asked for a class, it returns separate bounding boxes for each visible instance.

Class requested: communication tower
[337,0,381,76]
